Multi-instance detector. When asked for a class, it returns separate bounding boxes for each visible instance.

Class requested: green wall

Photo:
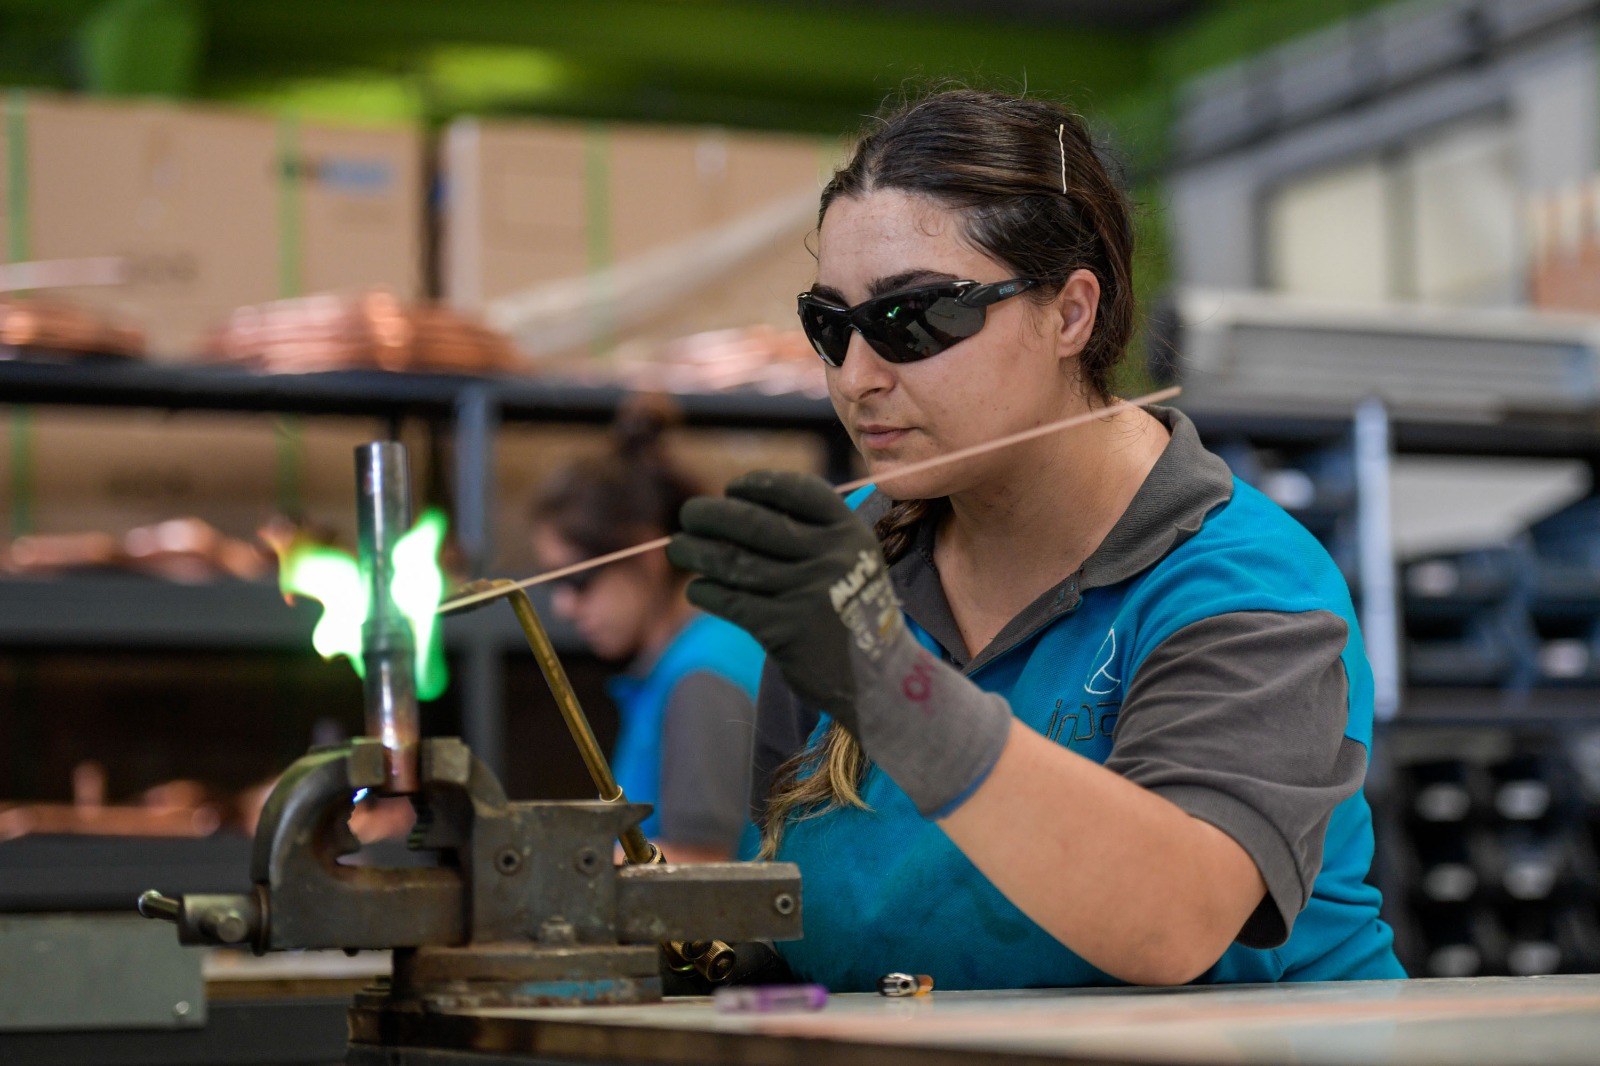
[4,0,1425,144]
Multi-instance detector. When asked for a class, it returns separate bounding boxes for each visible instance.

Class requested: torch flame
[266,509,450,700]
[393,508,448,701]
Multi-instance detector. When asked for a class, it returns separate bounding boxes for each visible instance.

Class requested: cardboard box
[294,121,424,302]
[609,128,829,351]
[0,93,421,360]
[441,120,590,309]
[0,406,430,552]
[442,118,833,362]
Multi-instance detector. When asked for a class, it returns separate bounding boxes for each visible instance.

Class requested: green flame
[394,508,449,701]
[281,543,368,665]
[275,507,449,700]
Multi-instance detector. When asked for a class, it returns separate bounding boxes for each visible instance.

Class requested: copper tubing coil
[0,297,144,358]
[4,517,270,581]
[207,291,517,374]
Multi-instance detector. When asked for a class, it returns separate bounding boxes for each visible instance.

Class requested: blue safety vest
[607,613,764,838]
[773,479,1404,990]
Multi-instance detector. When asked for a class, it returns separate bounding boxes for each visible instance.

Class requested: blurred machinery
[1157,288,1600,419]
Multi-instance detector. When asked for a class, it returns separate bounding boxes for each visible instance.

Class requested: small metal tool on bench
[138,441,801,1011]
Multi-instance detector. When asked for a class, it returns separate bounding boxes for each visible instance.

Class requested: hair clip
[1058,123,1067,194]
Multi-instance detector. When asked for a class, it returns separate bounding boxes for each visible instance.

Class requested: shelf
[10,355,1600,459]
[0,356,840,429]
[0,357,479,417]
[0,575,580,653]
[1186,403,1600,461]
[1396,687,1600,726]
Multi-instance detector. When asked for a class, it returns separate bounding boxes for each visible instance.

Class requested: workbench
[347,974,1600,1066]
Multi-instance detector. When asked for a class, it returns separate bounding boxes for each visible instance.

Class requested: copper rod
[437,385,1180,616]
[486,577,735,979]
[833,384,1181,494]
[495,581,656,865]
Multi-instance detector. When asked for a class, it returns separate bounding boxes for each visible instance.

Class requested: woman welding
[532,400,763,862]
[666,89,1406,988]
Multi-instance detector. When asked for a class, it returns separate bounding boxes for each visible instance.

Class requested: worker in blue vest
[666,89,1406,987]
[532,398,763,862]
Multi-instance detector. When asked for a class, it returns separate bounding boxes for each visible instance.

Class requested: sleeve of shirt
[748,657,821,825]
[1103,609,1367,950]
[656,670,758,851]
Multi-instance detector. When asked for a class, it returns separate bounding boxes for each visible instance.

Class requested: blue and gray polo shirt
[609,613,764,850]
[750,406,1405,990]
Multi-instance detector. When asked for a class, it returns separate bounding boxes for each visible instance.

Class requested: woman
[667,89,1404,988]
[532,400,763,862]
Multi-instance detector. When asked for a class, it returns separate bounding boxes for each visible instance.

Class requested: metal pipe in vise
[356,441,421,794]
[444,578,737,981]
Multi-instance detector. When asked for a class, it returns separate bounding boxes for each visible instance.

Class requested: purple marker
[713,984,829,1014]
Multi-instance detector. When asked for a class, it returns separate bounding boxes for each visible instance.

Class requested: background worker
[668,88,1406,988]
[532,399,763,862]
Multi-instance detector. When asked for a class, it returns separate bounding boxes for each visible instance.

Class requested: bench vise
[138,734,799,1008]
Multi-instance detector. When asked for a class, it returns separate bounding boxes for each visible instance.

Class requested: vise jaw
[140,736,801,1007]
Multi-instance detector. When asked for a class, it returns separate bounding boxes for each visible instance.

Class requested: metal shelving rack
[0,356,849,780]
[1189,399,1600,725]
[13,356,1600,771]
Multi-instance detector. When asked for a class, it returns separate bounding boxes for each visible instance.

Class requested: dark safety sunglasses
[796,277,1041,367]
[549,559,613,596]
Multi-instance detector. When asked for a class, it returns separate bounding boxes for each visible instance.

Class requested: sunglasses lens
[554,568,597,595]
[863,292,986,363]
[798,298,852,367]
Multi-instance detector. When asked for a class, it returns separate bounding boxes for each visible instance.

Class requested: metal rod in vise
[500,584,656,866]
[448,579,737,981]
[356,442,421,794]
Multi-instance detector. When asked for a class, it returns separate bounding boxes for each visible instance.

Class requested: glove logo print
[830,550,881,611]
[831,549,903,662]
[1085,628,1121,695]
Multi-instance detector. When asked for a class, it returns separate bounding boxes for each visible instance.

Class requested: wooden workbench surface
[347,973,1600,1066]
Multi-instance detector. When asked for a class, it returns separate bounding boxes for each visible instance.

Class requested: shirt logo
[1085,628,1121,695]
[1046,626,1123,747]
[1046,698,1119,744]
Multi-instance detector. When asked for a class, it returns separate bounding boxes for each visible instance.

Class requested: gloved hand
[666,470,1013,818]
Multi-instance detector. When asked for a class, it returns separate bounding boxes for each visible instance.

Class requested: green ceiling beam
[200,1,1150,96]
[80,0,205,95]
[188,0,1151,133]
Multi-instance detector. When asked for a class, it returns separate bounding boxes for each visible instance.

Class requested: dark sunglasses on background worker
[549,560,611,596]
[796,276,1041,367]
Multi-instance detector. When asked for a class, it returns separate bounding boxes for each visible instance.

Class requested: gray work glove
[666,470,1012,818]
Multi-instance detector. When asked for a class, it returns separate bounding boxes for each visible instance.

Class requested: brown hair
[758,88,1136,859]
[531,393,699,565]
